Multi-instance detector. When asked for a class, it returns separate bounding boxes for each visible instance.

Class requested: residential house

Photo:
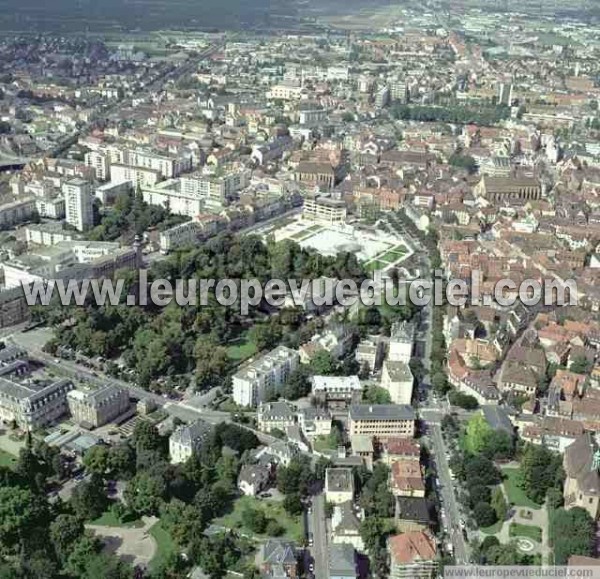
[238,464,271,497]
[169,420,213,464]
[382,438,421,466]
[355,336,384,374]
[521,416,584,453]
[297,407,332,439]
[390,460,426,498]
[331,501,365,552]
[350,435,374,470]
[259,539,298,578]
[325,468,355,504]
[388,322,415,363]
[257,401,296,433]
[312,376,362,410]
[395,497,435,533]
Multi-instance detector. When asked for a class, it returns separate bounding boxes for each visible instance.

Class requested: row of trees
[391,103,511,127]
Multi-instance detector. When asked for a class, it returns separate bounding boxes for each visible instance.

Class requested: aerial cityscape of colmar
[0,0,599,577]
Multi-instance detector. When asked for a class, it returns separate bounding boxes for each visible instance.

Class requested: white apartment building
[111,164,161,188]
[0,198,36,228]
[63,178,93,231]
[85,150,111,181]
[25,223,76,246]
[122,148,192,179]
[95,181,133,205]
[142,180,203,218]
[267,82,304,100]
[36,196,66,219]
[159,221,202,254]
[180,169,250,209]
[381,360,414,405]
[232,346,300,408]
[302,195,347,225]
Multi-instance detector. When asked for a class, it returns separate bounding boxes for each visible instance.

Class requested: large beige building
[67,385,130,428]
[349,404,416,439]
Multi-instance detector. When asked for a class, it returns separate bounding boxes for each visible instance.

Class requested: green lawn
[215,496,303,542]
[502,468,541,510]
[89,509,143,528]
[227,334,258,362]
[0,448,17,468]
[313,434,337,453]
[149,521,177,571]
[509,522,542,542]
[379,248,407,263]
[480,520,504,535]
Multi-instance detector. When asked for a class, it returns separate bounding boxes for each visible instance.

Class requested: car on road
[307,532,313,546]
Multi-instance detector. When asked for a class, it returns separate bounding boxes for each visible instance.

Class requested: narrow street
[309,493,329,579]
[430,423,469,563]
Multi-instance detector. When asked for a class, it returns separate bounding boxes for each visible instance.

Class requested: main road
[389,214,470,563]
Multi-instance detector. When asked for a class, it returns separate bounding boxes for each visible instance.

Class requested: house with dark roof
[259,539,298,578]
[563,433,600,519]
[169,420,213,464]
[394,496,435,533]
[238,463,271,497]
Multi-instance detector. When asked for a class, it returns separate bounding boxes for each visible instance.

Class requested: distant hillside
[0,0,297,32]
